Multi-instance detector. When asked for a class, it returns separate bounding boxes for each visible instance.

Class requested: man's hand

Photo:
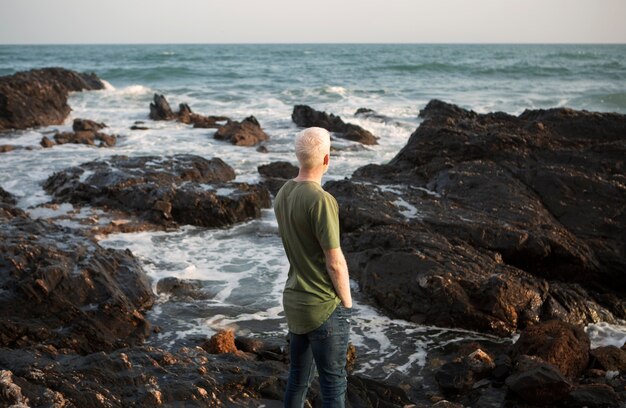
[324,247,352,308]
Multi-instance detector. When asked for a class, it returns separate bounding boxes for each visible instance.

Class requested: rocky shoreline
[1,68,625,407]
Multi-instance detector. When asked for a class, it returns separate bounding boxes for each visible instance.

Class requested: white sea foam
[586,322,626,348]
[101,79,115,91]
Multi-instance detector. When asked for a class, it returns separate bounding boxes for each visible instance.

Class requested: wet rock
[235,336,287,362]
[332,100,626,335]
[589,346,626,372]
[505,355,572,405]
[0,208,154,354]
[258,161,299,196]
[0,145,15,153]
[0,186,16,205]
[214,115,269,146]
[345,375,414,408]
[73,118,106,132]
[512,320,590,379]
[0,370,30,407]
[431,401,464,408]
[564,384,622,408]
[435,361,475,393]
[40,136,55,148]
[149,93,176,120]
[148,94,231,128]
[292,105,378,145]
[156,277,217,300]
[43,154,271,229]
[178,103,230,129]
[0,68,105,131]
[53,130,117,147]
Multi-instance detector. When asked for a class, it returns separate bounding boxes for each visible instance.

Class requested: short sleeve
[311,192,340,250]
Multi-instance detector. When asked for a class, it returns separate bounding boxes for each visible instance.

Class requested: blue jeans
[284,305,352,408]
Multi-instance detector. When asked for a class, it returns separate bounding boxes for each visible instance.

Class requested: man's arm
[324,247,352,308]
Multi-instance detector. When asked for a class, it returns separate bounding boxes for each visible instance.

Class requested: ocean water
[1,44,625,381]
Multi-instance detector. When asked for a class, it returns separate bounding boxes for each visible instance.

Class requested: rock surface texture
[43,154,271,229]
[327,100,626,337]
[292,104,378,145]
[0,68,105,130]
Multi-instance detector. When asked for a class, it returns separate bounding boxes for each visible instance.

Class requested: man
[274,127,352,408]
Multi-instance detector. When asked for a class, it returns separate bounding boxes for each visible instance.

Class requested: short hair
[294,127,331,169]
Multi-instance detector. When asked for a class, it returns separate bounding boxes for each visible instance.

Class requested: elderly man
[274,127,353,407]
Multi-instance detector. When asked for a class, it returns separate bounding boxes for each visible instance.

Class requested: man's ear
[323,154,329,166]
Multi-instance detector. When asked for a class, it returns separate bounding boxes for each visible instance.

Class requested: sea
[1,44,625,383]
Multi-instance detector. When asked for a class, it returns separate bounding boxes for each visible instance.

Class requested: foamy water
[1,44,625,379]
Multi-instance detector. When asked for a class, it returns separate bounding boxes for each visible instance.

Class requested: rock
[292,105,378,145]
[505,355,572,405]
[512,320,590,379]
[0,187,16,205]
[0,208,154,353]
[214,116,269,146]
[435,361,475,393]
[0,68,104,131]
[331,100,626,336]
[43,154,271,229]
[155,277,218,300]
[346,343,357,374]
[564,384,622,408]
[0,145,15,153]
[0,370,30,407]
[205,330,238,354]
[178,103,230,128]
[73,118,106,132]
[53,130,117,147]
[149,93,176,120]
[345,375,414,408]
[40,136,55,148]
[589,346,626,372]
[257,161,299,196]
[431,401,464,408]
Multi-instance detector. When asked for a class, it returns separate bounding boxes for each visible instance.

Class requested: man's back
[274,179,341,334]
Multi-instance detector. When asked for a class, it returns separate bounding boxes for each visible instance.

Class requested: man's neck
[294,167,325,184]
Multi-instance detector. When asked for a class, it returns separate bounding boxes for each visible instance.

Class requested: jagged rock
[214,116,269,146]
[512,320,590,379]
[178,103,230,128]
[589,346,626,372]
[257,161,299,196]
[155,277,219,301]
[0,68,104,130]
[0,145,15,153]
[292,105,378,145]
[149,93,176,120]
[331,100,626,336]
[564,384,622,408]
[435,361,475,393]
[205,330,238,354]
[0,208,154,354]
[73,118,106,132]
[505,355,572,405]
[53,130,117,147]
[43,154,271,229]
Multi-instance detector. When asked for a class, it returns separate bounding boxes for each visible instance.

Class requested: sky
[0,0,625,44]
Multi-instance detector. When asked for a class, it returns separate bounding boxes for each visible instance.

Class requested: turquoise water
[1,44,625,115]
[1,44,625,382]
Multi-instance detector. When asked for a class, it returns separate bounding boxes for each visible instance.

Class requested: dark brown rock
[43,154,271,229]
[505,355,572,405]
[178,103,230,128]
[258,161,299,196]
[589,346,626,372]
[0,187,16,205]
[292,105,378,145]
[40,136,55,148]
[214,116,269,146]
[332,100,626,336]
[564,384,622,408]
[0,208,154,354]
[72,118,106,132]
[512,320,590,379]
[149,93,176,120]
[53,130,117,147]
[0,68,104,130]
[0,145,14,153]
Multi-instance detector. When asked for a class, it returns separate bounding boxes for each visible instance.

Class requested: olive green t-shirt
[274,180,341,334]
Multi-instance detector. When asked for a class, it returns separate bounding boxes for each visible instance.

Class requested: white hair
[294,127,331,169]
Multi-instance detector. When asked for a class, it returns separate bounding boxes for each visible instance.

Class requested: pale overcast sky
[1,0,625,44]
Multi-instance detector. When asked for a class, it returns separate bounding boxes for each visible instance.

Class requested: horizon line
[1,41,626,46]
